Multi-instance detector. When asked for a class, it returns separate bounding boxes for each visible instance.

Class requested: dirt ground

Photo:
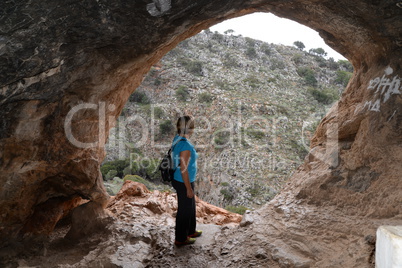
[1,181,400,268]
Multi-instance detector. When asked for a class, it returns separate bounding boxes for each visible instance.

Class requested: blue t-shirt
[172,134,198,183]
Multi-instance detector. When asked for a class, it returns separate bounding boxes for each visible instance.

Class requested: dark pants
[172,179,196,242]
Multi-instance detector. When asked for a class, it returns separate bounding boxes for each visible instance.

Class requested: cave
[0,0,401,266]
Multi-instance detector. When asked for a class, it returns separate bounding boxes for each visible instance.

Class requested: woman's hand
[186,188,194,199]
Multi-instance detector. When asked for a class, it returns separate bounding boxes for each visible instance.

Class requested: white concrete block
[376,226,402,268]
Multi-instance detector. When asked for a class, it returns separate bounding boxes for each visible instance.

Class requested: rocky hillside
[103,30,352,210]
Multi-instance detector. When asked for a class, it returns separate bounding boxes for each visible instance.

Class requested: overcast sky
[210,12,346,61]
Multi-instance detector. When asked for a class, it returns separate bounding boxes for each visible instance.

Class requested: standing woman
[172,115,202,246]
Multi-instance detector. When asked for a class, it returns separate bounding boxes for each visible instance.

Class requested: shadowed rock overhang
[0,0,401,244]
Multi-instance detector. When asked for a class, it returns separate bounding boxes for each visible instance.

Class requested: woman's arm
[180,150,194,198]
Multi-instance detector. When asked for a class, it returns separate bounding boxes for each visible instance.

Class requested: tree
[224,29,235,35]
[293,41,305,51]
[309,48,327,57]
[328,57,339,70]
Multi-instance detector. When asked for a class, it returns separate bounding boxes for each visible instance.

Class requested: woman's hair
[176,115,194,135]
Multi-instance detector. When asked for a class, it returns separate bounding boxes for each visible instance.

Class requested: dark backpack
[158,138,185,182]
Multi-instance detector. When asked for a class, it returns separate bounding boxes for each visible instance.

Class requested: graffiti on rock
[364,66,401,112]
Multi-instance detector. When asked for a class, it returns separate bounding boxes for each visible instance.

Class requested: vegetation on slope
[102,30,352,209]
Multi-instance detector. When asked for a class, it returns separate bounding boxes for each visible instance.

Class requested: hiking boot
[188,230,202,238]
[174,237,196,246]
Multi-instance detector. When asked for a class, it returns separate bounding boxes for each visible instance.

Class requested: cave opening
[100,12,352,215]
[1,0,401,266]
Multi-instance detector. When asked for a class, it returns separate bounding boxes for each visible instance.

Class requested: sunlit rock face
[0,0,401,244]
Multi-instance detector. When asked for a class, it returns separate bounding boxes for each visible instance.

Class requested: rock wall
[0,0,401,246]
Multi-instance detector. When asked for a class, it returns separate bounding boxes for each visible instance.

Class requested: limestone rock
[0,0,401,267]
[116,180,150,199]
[239,210,254,227]
[65,201,113,241]
[107,181,241,226]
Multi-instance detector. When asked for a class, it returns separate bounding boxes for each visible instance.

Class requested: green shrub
[129,90,151,104]
[260,43,271,55]
[246,183,262,197]
[304,73,317,87]
[178,58,203,76]
[220,189,234,201]
[145,159,160,180]
[186,61,203,76]
[105,170,118,180]
[275,104,289,115]
[153,106,164,118]
[245,47,257,59]
[297,67,311,76]
[246,129,265,140]
[315,56,327,67]
[212,31,224,42]
[140,104,165,118]
[101,159,130,179]
[222,53,240,68]
[104,177,124,195]
[245,37,256,47]
[308,87,339,104]
[292,54,303,64]
[154,78,162,86]
[270,58,286,70]
[290,140,309,160]
[328,57,339,70]
[214,136,228,147]
[335,70,352,87]
[221,182,230,187]
[198,92,213,103]
[215,79,232,90]
[267,77,276,83]
[160,120,174,134]
[214,130,230,147]
[131,157,161,181]
[297,67,317,87]
[123,166,132,176]
[225,205,249,215]
[206,41,219,53]
[243,75,260,89]
[176,85,189,101]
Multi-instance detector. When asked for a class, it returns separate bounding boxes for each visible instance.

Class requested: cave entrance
[100,13,352,213]
[2,1,401,261]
